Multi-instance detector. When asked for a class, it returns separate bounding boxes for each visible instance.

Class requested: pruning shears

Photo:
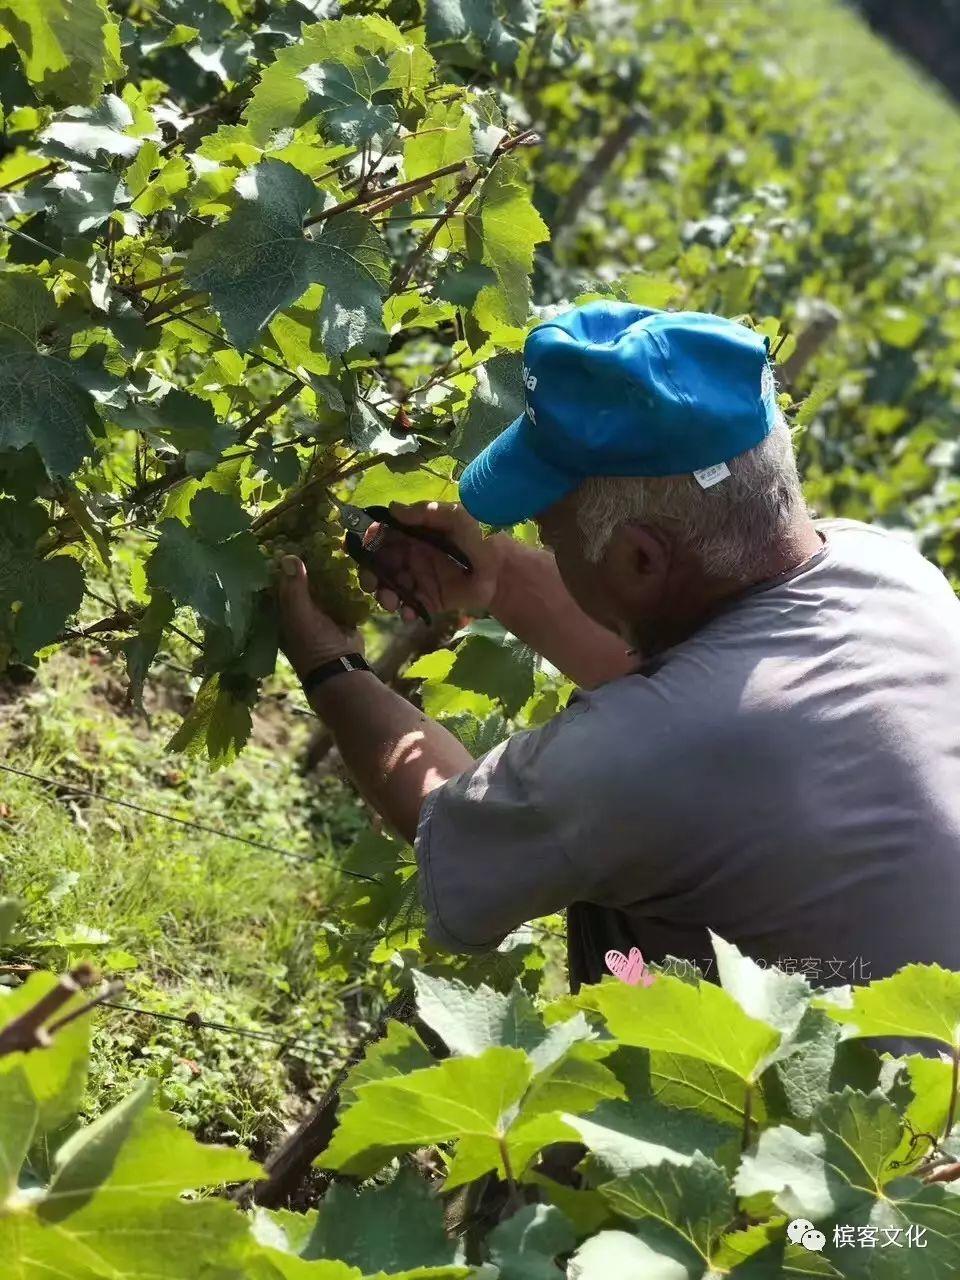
[329,495,472,624]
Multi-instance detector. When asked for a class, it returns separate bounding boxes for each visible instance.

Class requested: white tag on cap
[693,461,731,489]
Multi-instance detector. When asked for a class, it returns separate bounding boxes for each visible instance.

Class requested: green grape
[303,529,371,629]
[261,504,371,629]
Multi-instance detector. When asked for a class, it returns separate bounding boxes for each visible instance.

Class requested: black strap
[301,652,371,698]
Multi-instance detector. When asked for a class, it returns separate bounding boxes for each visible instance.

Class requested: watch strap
[301,652,371,697]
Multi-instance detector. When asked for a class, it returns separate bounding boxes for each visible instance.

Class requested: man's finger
[277,555,315,627]
[376,586,400,612]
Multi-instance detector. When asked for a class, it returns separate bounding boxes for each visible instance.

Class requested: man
[278,301,960,990]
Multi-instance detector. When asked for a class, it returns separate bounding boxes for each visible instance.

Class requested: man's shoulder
[816,517,958,601]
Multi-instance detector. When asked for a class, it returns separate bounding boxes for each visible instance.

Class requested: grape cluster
[262,498,371,629]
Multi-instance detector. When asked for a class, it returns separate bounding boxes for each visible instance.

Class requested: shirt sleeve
[414,697,598,953]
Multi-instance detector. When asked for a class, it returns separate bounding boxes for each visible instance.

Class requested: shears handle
[362,505,473,573]
[343,504,473,625]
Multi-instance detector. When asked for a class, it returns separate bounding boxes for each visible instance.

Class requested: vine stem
[391,127,540,294]
[0,161,59,193]
[235,380,302,445]
[498,1136,522,1212]
[141,288,199,323]
[250,452,383,537]
[303,160,470,227]
[741,1082,754,1152]
[120,269,185,295]
[943,1043,960,1141]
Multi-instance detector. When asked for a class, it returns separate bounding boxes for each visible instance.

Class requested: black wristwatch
[301,652,371,698]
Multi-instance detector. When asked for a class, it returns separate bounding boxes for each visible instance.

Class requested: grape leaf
[348,400,418,455]
[314,210,390,357]
[582,972,781,1085]
[734,1088,904,1222]
[443,1110,578,1191]
[568,1230,694,1280]
[0,273,101,477]
[569,1086,738,1181]
[453,352,523,463]
[167,672,255,768]
[438,709,510,755]
[10,1193,253,1280]
[0,499,85,663]
[599,1153,736,1273]
[487,1203,575,1280]
[124,591,175,707]
[465,155,548,332]
[413,972,588,1065]
[521,1040,624,1117]
[403,101,474,196]
[41,1080,258,1221]
[342,1020,434,1101]
[117,388,234,461]
[301,1170,457,1271]
[39,94,142,166]
[817,964,960,1052]
[0,1069,37,1200]
[44,170,133,236]
[350,459,458,507]
[448,629,538,715]
[243,15,433,146]
[129,155,191,217]
[185,159,388,355]
[425,0,540,68]
[734,1088,960,1276]
[435,259,497,308]
[299,55,397,146]
[147,490,269,639]
[318,1046,532,1176]
[0,971,90,1137]
[0,0,124,106]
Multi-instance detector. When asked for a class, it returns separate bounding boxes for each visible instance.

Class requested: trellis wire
[0,761,377,882]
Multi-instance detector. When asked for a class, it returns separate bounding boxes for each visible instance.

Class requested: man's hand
[276,551,473,845]
[277,554,363,681]
[358,501,509,622]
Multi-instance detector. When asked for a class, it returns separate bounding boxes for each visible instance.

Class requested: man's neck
[635,516,825,656]
[753,515,825,582]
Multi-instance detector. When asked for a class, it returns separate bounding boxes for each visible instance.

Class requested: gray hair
[576,413,807,581]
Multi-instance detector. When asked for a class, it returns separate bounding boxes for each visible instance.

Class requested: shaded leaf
[186,160,388,355]
[301,1170,456,1271]
[0,0,123,106]
[0,273,100,477]
[299,55,396,146]
[39,94,140,163]
[147,490,268,639]
[454,352,523,464]
[487,1203,575,1280]
[0,499,84,662]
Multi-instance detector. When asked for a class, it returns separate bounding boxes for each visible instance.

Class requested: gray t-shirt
[415,521,960,988]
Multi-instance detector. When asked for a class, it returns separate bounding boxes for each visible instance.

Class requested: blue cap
[459,301,778,526]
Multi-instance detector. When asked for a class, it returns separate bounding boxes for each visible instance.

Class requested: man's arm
[488,536,636,690]
[308,671,471,843]
[362,502,634,689]
[278,555,471,842]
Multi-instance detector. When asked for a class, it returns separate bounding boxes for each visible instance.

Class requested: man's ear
[596,522,671,608]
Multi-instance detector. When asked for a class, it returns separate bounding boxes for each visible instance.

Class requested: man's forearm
[308,671,473,843]
[488,537,636,689]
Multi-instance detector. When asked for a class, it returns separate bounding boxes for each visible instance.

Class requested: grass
[0,646,372,1154]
